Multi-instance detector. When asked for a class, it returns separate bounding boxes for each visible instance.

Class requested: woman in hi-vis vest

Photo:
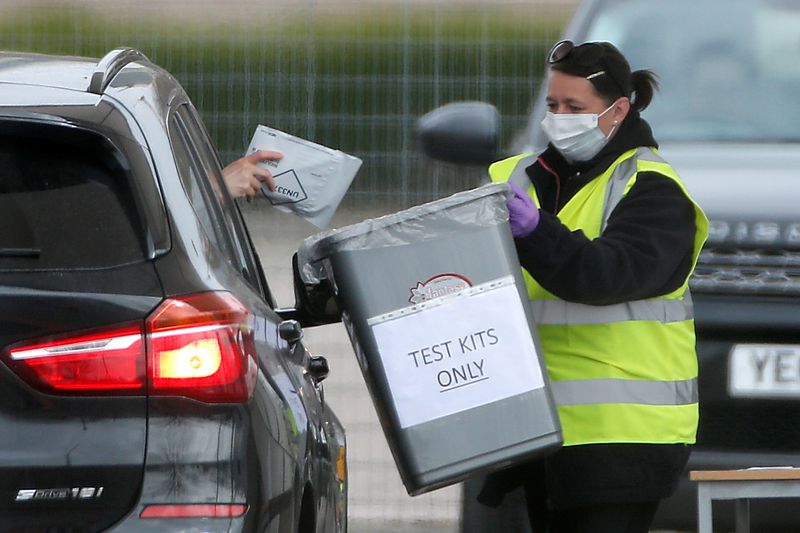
[483,40,709,533]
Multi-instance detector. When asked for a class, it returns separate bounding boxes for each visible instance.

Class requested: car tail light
[4,324,145,395]
[146,292,257,403]
[2,292,257,403]
[140,504,248,518]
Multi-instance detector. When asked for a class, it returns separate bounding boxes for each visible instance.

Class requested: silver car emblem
[15,487,104,502]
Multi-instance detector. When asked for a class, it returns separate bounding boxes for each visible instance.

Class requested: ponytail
[547,41,660,110]
[630,69,659,111]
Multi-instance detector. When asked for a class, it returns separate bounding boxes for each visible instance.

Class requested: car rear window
[0,120,146,271]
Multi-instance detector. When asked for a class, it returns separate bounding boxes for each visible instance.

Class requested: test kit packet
[246,125,362,228]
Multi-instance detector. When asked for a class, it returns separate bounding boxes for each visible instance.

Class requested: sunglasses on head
[547,39,626,96]
[547,40,605,66]
[547,40,574,64]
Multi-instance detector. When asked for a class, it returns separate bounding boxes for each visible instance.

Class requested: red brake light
[4,324,145,394]
[2,292,256,403]
[146,292,257,403]
[140,504,248,518]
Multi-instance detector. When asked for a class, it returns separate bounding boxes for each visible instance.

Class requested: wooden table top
[690,468,800,482]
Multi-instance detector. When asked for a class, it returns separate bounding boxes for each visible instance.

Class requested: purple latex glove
[506,181,540,237]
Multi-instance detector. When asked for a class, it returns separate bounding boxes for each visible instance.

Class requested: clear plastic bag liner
[297,182,511,284]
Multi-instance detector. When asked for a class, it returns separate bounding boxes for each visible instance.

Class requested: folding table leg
[697,483,713,533]
[735,498,750,533]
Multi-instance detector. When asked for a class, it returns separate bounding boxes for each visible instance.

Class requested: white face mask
[540,103,617,162]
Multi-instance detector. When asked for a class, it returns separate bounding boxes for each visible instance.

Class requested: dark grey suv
[0,48,346,532]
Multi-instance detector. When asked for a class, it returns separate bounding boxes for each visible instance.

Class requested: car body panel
[661,143,800,230]
[0,51,100,92]
[0,49,346,532]
[0,282,160,529]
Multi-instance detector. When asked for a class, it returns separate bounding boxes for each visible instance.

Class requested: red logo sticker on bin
[409,274,472,304]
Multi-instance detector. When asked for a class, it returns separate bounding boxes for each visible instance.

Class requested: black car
[419,0,800,531]
[0,48,346,532]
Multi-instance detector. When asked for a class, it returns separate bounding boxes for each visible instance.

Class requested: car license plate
[729,344,800,398]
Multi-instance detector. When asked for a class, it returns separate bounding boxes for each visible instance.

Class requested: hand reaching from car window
[222,150,283,199]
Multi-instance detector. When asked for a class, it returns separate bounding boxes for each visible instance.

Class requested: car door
[174,103,321,530]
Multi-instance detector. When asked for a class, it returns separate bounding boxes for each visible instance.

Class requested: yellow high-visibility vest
[490,147,709,446]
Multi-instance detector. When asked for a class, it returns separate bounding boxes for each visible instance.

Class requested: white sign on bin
[368,276,545,428]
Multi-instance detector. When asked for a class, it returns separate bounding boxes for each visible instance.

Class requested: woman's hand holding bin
[506,181,540,237]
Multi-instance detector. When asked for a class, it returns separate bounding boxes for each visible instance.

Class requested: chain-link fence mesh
[0,0,574,204]
[0,1,576,528]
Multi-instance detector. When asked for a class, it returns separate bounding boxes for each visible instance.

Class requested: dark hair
[549,41,659,111]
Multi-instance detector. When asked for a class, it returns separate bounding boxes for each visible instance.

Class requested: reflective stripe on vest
[505,154,538,192]
[551,378,698,406]
[601,147,665,231]
[530,292,693,325]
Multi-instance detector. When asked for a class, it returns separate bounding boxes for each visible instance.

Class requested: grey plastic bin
[298,183,562,495]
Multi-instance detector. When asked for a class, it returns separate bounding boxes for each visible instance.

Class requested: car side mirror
[278,319,303,345]
[276,253,341,327]
[308,355,330,383]
[416,101,502,166]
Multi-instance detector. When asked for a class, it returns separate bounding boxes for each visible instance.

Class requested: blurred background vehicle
[0,48,346,532]
[419,0,800,531]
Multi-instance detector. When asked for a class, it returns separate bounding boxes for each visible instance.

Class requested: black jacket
[515,109,697,304]
[479,111,698,510]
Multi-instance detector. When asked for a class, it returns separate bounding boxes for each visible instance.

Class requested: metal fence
[0,0,575,528]
[0,0,574,204]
